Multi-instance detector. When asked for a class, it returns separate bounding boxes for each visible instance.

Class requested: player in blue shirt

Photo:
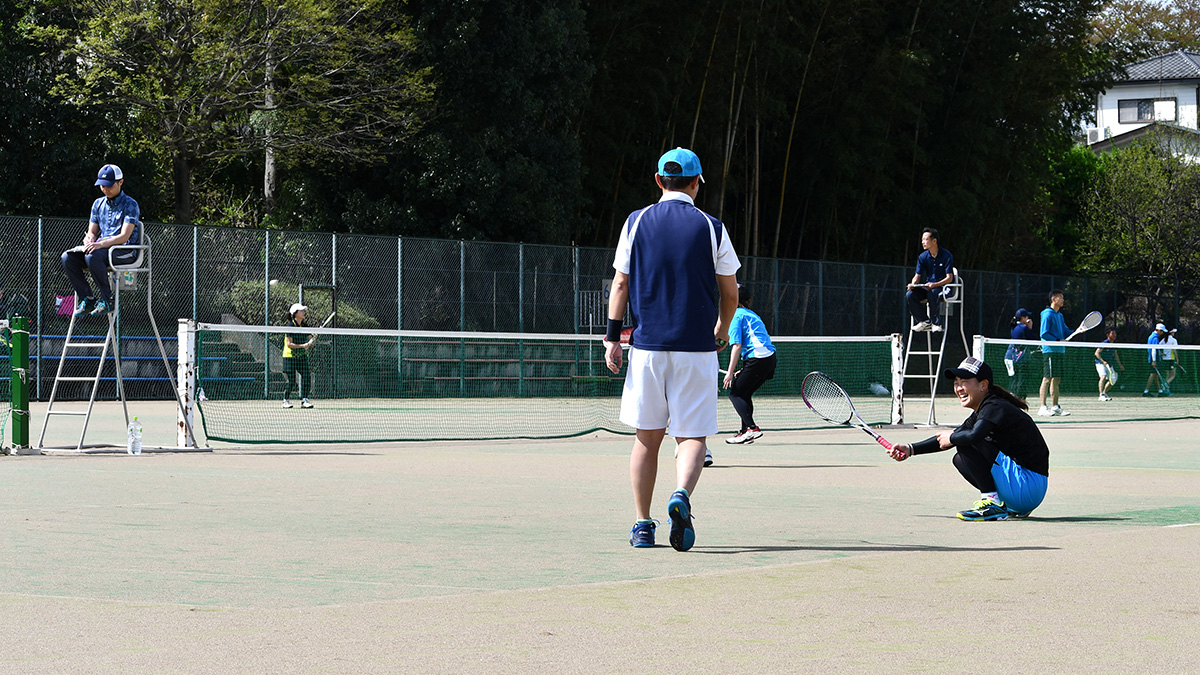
[1038,290,1070,416]
[721,285,777,448]
[1144,323,1170,396]
[60,164,142,318]
[905,227,955,332]
[1004,308,1037,400]
[604,148,740,552]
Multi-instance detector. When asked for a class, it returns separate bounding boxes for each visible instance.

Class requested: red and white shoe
[726,427,762,444]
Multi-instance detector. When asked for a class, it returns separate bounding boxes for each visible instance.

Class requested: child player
[887,357,1049,521]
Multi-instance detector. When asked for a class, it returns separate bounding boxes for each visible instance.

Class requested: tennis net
[190,323,901,443]
[976,336,1200,422]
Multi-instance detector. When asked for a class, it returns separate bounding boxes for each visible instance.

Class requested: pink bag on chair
[55,294,75,316]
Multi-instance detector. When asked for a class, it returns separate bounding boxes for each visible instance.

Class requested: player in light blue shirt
[1037,289,1070,416]
[721,285,777,447]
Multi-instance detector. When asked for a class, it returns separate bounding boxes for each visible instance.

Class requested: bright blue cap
[657,148,703,180]
[95,164,123,187]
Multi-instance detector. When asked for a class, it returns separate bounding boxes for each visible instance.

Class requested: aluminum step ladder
[899,267,969,426]
[38,307,127,450]
[37,226,203,452]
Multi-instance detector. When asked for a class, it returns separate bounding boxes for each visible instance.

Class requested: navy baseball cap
[95,164,124,187]
[658,148,704,183]
[1015,308,1031,319]
[944,356,994,383]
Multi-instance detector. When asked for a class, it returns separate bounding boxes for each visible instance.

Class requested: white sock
[982,492,1000,502]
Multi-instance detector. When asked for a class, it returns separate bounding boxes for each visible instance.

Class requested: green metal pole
[11,316,29,449]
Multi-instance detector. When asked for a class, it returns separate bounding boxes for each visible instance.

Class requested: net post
[177,319,196,448]
[890,332,904,424]
[8,316,35,455]
[972,334,984,361]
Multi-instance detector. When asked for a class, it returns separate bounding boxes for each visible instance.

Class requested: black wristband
[605,319,624,342]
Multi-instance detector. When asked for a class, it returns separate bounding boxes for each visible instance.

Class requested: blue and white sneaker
[957,498,1010,521]
[90,297,113,317]
[629,520,657,548]
[667,490,695,551]
[72,297,95,317]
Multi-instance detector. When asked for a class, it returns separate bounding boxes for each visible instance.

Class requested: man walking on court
[60,164,142,318]
[1144,323,1172,396]
[1038,289,1070,416]
[603,147,740,552]
[905,228,954,332]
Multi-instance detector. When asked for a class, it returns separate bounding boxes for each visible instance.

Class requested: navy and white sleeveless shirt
[612,192,741,351]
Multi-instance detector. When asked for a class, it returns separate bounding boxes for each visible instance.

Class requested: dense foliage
[0,0,1150,273]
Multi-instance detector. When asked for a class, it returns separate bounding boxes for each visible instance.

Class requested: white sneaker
[1052,405,1070,416]
[912,321,932,332]
[1099,394,1112,402]
[726,428,758,444]
[282,399,293,409]
[301,398,314,409]
[930,323,943,333]
[1037,405,1052,416]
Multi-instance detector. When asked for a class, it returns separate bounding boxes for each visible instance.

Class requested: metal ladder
[38,307,128,450]
[899,268,969,426]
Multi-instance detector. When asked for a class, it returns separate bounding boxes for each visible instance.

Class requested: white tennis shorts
[1095,363,1117,384]
[620,348,719,438]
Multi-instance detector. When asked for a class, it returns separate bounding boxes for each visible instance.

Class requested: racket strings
[802,374,855,424]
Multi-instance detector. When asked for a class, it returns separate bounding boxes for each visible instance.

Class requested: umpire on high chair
[60,164,141,318]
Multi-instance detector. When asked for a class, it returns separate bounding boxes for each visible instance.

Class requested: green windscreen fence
[978,337,1200,422]
[1,322,9,438]
[193,324,900,444]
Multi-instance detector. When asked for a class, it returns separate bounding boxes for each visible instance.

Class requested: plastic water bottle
[127,416,143,455]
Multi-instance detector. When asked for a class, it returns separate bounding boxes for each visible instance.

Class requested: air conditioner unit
[1087,128,1101,144]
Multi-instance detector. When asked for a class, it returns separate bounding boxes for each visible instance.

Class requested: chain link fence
[1,214,1195,400]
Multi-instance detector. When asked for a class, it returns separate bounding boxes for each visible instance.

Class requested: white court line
[1164,523,1200,528]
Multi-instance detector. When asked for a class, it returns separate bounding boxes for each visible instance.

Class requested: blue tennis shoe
[667,490,695,551]
[629,520,657,548]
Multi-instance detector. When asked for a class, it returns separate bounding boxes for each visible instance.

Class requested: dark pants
[952,441,999,493]
[728,353,777,431]
[906,287,943,325]
[61,248,137,303]
[283,357,311,399]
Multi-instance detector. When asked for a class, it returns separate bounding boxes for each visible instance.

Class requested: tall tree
[0,0,114,216]
[1094,0,1200,66]
[33,0,431,223]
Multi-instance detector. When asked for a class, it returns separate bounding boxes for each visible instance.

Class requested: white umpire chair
[37,223,205,452]
[899,266,970,426]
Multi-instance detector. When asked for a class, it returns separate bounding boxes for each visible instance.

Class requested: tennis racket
[801,371,893,450]
[1151,360,1172,395]
[313,312,337,345]
[1064,311,1102,341]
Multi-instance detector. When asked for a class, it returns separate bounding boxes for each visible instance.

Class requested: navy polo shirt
[915,248,953,285]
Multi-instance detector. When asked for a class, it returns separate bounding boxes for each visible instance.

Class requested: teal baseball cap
[658,147,704,183]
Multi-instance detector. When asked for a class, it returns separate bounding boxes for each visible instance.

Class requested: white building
[1086,50,1200,157]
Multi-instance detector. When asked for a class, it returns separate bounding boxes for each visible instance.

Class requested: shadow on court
[707,463,873,470]
[694,543,1059,554]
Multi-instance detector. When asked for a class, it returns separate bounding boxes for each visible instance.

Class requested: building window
[1118,98,1177,124]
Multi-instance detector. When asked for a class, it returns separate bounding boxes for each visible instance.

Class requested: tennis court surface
[3,400,1199,672]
